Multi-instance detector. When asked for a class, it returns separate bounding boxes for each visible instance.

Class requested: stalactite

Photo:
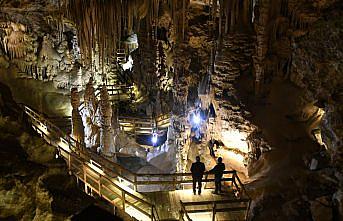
[62,0,166,69]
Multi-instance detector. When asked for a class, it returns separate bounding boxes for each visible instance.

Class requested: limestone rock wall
[248,0,342,220]
[0,5,81,88]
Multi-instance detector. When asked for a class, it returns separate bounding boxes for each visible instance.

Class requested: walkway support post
[212,202,216,221]
[134,175,137,191]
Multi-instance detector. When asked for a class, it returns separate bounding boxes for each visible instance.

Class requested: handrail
[180,201,192,221]
[181,197,251,221]
[232,171,251,220]
[26,110,155,220]
[232,171,250,200]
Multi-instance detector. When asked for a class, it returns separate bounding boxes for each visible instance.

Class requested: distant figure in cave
[209,103,216,118]
[208,138,216,157]
[191,156,206,195]
[209,157,225,194]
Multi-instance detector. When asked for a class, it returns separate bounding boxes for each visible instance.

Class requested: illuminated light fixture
[151,133,158,145]
[192,113,201,125]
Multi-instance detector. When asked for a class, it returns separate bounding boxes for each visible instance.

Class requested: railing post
[67,136,71,151]
[212,202,216,221]
[122,190,125,212]
[179,201,184,221]
[151,206,154,221]
[245,200,251,221]
[179,209,184,221]
[134,175,137,191]
[99,174,102,197]
[173,175,176,190]
[68,153,71,174]
[83,164,87,193]
[232,171,235,189]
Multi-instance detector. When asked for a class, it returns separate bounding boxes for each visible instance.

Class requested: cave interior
[0,0,342,220]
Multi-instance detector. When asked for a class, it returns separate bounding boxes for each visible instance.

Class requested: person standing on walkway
[209,157,225,194]
[191,156,206,195]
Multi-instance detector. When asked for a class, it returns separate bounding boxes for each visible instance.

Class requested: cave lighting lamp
[192,113,201,125]
[152,132,158,145]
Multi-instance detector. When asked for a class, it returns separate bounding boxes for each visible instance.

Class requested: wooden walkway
[78,84,134,111]
[118,114,170,135]
[21,105,250,221]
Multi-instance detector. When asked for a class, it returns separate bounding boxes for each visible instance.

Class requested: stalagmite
[253,0,269,95]
[71,88,85,146]
[98,85,116,157]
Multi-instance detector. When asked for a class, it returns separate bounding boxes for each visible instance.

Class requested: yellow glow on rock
[221,130,249,153]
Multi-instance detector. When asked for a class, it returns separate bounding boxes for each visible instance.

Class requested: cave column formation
[70,88,85,146]
[98,85,116,158]
[253,0,269,96]
[82,78,99,149]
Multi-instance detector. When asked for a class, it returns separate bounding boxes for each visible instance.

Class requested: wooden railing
[78,84,133,112]
[118,113,170,135]
[55,113,171,138]
[180,198,250,221]
[116,49,127,64]
[180,172,251,221]
[23,105,159,220]
[21,104,250,221]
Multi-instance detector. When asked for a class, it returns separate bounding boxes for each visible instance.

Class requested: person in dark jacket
[191,156,206,195]
[209,157,225,194]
